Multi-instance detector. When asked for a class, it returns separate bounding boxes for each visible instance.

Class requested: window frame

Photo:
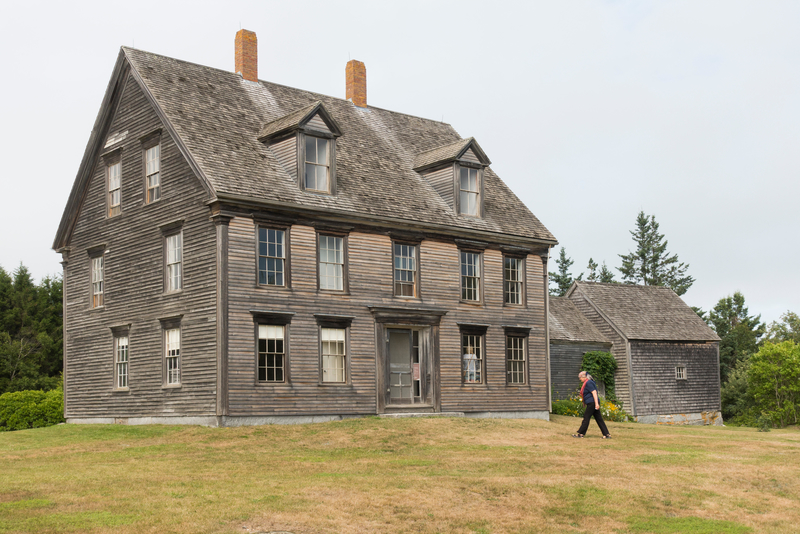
[110,324,131,391]
[459,326,487,385]
[392,241,420,299]
[106,155,122,218]
[315,315,354,386]
[503,255,526,307]
[504,327,530,386]
[251,310,294,385]
[317,232,348,293]
[298,131,337,195]
[459,249,483,304]
[454,162,483,218]
[675,365,687,380]
[89,253,105,309]
[160,222,184,294]
[256,225,290,288]
[159,316,183,388]
[142,135,162,204]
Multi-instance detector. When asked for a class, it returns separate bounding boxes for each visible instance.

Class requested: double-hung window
[107,160,121,217]
[321,327,346,383]
[145,144,161,203]
[506,335,526,385]
[91,256,104,308]
[504,257,524,305]
[676,366,687,380]
[460,251,481,302]
[319,235,345,291]
[165,327,181,385]
[459,166,480,216]
[114,335,129,389]
[258,325,285,382]
[258,228,286,286]
[305,136,330,192]
[166,233,182,292]
[393,243,417,297]
[461,332,484,384]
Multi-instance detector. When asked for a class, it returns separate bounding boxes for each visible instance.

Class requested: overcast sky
[1,1,797,326]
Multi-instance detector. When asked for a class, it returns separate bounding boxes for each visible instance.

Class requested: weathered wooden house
[564,281,722,424]
[53,31,558,426]
[548,296,612,400]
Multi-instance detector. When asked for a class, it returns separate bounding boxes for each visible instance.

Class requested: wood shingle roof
[115,48,555,244]
[549,297,610,344]
[569,282,720,342]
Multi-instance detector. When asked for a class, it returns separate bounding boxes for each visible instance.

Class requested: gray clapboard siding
[423,166,455,210]
[629,341,721,416]
[460,148,481,164]
[225,217,549,416]
[63,74,217,418]
[306,113,331,133]
[270,136,298,182]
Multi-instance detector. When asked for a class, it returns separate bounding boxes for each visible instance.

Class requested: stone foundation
[635,411,723,426]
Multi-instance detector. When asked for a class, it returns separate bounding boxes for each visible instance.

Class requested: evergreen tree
[598,262,616,283]
[585,258,599,281]
[548,247,582,296]
[709,292,765,384]
[618,211,694,295]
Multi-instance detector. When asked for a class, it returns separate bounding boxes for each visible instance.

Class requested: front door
[387,329,424,405]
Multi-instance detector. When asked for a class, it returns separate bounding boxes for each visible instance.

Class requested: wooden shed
[52,31,558,426]
[548,296,612,400]
[565,282,722,425]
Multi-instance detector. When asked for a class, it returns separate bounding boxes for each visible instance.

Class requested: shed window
[145,144,161,203]
[258,325,285,382]
[108,161,121,217]
[305,136,330,192]
[676,366,687,380]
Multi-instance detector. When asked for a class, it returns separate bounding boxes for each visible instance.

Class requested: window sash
[459,167,479,216]
[146,145,161,203]
[319,235,343,291]
[115,336,129,388]
[504,257,523,305]
[258,324,285,382]
[321,327,346,383]
[304,137,329,192]
[108,162,121,217]
[393,244,416,297]
[460,252,481,301]
[166,234,182,291]
[165,328,181,385]
[676,366,686,380]
[91,256,104,307]
[462,334,483,384]
[258,228,286,286]
[506,336,526,384]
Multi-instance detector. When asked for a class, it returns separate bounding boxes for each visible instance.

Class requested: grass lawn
[1,415,798,534]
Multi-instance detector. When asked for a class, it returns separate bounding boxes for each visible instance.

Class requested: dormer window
[459,166,480,216]
[305,136,330,192]
[258,101,342,196]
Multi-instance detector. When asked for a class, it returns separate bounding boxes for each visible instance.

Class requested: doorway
[387,329,425,406]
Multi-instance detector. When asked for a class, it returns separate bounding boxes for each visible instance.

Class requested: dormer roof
[257,100,342,142]
[413,137,491,172]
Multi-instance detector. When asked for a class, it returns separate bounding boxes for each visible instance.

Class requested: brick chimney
[346,60,367,107]
[235,29,258,82]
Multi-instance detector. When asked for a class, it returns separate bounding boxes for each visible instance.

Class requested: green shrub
[581,351,618,403]
[0,385,64,431]
[552,394,633,422]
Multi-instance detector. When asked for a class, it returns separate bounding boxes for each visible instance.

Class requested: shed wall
[550,342,611,400]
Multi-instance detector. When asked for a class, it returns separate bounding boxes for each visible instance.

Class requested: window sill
[459,299,483,306]
[256,284,292,291]
[255,381,289,386]
[502,303,526,308]
[318,289,349,296]
[163,290,184,296]
[112,388,130,394]
[318,382,351,387]
[162,384,182,390]
[393,295,421,301]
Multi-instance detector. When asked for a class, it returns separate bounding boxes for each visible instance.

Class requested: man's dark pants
[577,403,610,436]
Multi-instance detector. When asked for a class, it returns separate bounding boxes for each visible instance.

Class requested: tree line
[0,265,63,395]
[551,210,800,428]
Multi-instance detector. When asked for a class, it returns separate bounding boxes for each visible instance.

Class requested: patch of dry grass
[1,416,798,533]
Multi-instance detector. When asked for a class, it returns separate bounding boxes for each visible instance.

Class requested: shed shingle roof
[570,282,720,342]
[120,47,556,244]
[549,297,610,344]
